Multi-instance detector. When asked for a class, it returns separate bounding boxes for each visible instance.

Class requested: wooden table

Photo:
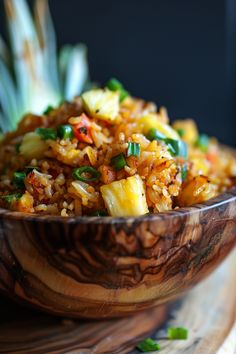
[0,250,236,354]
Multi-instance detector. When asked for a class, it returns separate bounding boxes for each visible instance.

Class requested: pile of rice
[0,81,235,217]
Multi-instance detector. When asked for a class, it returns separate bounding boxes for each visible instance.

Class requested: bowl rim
[0,187,236,224]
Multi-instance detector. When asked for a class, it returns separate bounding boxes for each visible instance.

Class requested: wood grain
[0,188,236,318]
[0,250,236,354]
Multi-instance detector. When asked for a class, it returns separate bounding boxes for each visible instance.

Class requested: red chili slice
[73,113,93,144]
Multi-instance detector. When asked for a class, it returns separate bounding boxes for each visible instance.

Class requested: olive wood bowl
[0,188,236,319]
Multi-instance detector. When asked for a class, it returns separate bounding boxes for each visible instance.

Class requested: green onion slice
[13,171,26,189]
[58,125,74,139]
[181,165,188,181]
[177,128,185,138]
[167,327,188,340]
[73,166,101,182]
[0,193,23,203]
[106,78,129,102]
[136,338,160,352]
[43,105,54,115]
[146,128,166,141]
[36,127,57,140]
[195,134,209,152]
[127,142,140,157]
[146,129,188,158]
[111,153,127,170]
[165,138,188,158]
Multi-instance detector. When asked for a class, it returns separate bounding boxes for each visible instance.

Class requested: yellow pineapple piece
[172,119,198,144]
[139,114,180,140]
[82,89,120,122]
[20,132,47,160]
[100,175,148,217]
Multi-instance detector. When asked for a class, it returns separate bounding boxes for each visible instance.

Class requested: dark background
[0,0,235,145]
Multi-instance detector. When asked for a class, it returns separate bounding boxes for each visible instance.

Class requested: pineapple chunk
[172,119,198,144]
[100,175,148,217]
[139,114,180,140]
[82,89,120,122]
[20,132,47,160]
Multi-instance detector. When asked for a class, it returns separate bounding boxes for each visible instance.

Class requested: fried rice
[0,79,235,217]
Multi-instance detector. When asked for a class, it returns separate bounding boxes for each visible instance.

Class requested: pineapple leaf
[59,44,89,100]
[1,0,90,132]
[34,0,60,93]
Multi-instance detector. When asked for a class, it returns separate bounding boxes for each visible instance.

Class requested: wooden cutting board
[0,249,236,354]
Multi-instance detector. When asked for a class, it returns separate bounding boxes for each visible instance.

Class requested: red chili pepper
[73,114,93,144]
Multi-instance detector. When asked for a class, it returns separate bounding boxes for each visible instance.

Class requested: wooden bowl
[0,188,236,319]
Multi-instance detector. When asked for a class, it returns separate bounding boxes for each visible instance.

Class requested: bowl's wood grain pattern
[0,249,236,354]
[0,188,236,318]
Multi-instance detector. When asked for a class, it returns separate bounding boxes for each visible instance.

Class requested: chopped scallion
[195,134,209,152]
[165,138,188,158]
[43,105,54,115]
[127,142,140,157]
[36,127,57,140]
[136,338,160,352]
[58,125,74,139]
[177,128,185,138]
[167,327,188,340]
[146,128,166,141]
[0,193,22,203]
[181,165,188,181]
[73,166,101,182]
[111,153,127,170]
[13,171,26,189]
[146,129,188,158]
[106,78,129,102]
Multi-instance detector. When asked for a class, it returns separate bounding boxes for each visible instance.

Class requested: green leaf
[136,338,160,352]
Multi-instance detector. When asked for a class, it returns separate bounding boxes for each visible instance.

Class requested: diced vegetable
[36,127,57,140]
[72,114,93,144]
[111,153,127,170]
[0,193,22,204]
[13,171,26,189]
[58,125,74,139]
[106,78,129,102]
[165,138,188,158]
[167,327,188,340]
[140,114,180,139]
[177,128,185,137]
[73,166,101,182]
[173,119,198,144]
[146,128,166,141]
[181,165,188,181]
[20,132,47,160]
[100,175,149,217]
[82,89,120,122]
[127,142,140,157]
[136,338,160,352]
[195,134,209,152]
[146,129,188,158]
[43,105,54,115]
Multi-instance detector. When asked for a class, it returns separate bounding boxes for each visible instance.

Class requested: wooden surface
[1,188,236,318]
[0,249,236,354]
